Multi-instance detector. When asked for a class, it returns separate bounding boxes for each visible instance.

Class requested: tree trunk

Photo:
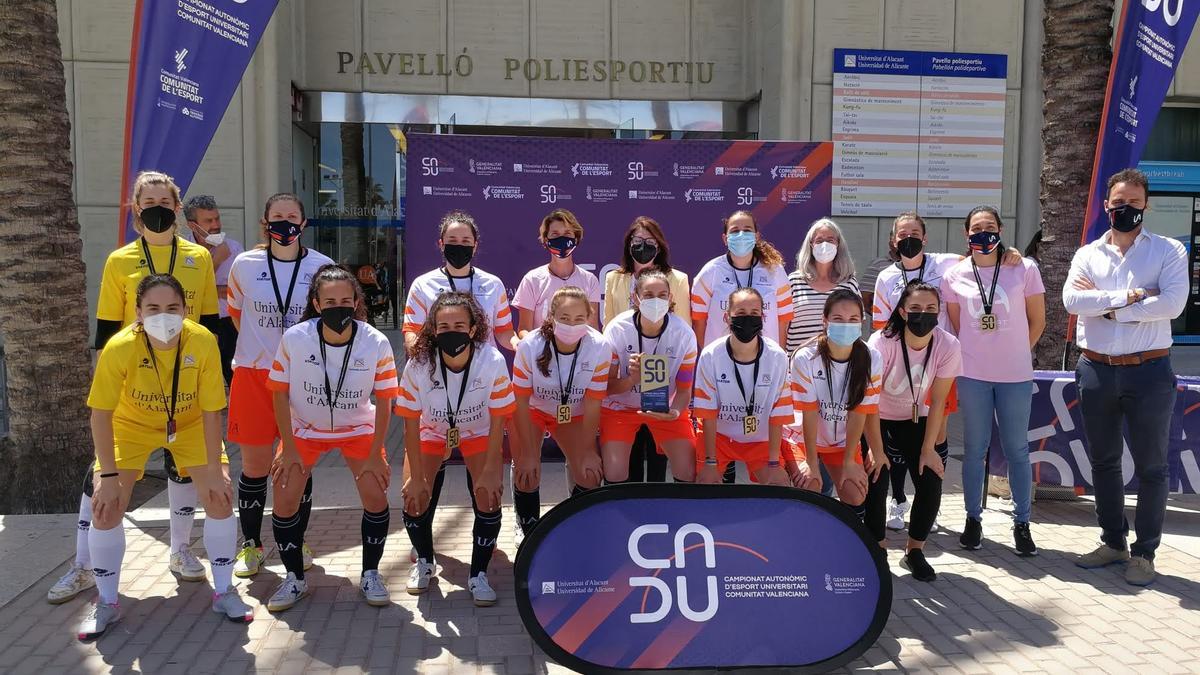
[0,1,95,513]
[1036,0,1115,370]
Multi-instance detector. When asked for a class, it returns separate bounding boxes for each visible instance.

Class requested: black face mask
[729,315,763,344]
[268,219,302,246]
[897,236,924,259]
[905,311,938,338]
[1108,204,1144,233]
[320,306,355,333]
[443,244,474,269]
[630,242,658,265]
[141,206,176,234]
[436,330,471,357]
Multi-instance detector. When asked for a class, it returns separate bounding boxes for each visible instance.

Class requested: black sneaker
[900,549,936,582]
[1013,522,1038,557]
[959,517,983,550]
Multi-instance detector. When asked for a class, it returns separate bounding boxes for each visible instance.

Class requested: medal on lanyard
[726,338,762,436]
[439,347,473,450]
[318,322,357,430]
[971,248,1002,332]
[554,341,580,424]
[900,331,935,424]
[144,332,182,444]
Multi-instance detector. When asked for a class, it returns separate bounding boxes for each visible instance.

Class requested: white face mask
[639,297,670,323]
[143,312,183,343]
[203,231,226,246]
[813,241,838,264]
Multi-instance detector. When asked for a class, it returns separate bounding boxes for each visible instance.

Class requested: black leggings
[864,418,947,543]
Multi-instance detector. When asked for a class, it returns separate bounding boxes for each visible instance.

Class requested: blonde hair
[130,171,182,234]
[539,209,584,244]
[795,218,856,283]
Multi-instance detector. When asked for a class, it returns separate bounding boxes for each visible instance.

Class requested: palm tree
[1035,0,1115,369]
[0,1,95,512]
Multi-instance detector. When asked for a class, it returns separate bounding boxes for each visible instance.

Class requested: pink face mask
[553,322,589,344]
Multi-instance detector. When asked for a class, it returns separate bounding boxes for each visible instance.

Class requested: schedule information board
[832,49,1008,218]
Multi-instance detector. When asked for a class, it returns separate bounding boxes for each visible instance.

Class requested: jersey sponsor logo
[139,358,153,369]
[183,354,196,368]
[629,523,719,624]
[78,520,90,530]
[430,379,445,390]
[305,354,320,365]
[353,358,367,368]
[184,256,196,267]
[257,271,270,281]
[173,506,195,516]
[718,372,729,382]
[468,377,486,392]
[212,557,233,566]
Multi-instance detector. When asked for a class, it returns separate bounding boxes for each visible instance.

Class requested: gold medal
[743,414,759,435]
[980,313,997,331]
[447,426,460,450]
[556,403,573,424]
[912,403,919,424]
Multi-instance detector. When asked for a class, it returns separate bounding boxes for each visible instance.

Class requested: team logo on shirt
[626,344,635,352]
[257,271,271,281]
[718,372,729,382]
[431,380,445,390]
[580,361,592,372]
[184,256,196,267]
[469,377,486,392]
[183,354,196,368]
[761,374,772,385]
[305,354,320,365]
[813,369,825,381]
[353,358,367,368]
[139,357,153,369]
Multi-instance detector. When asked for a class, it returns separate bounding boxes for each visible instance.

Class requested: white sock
[75,493,92,568]
[168,480,198,553]
[88,526,125,605]
[203,514,237,594]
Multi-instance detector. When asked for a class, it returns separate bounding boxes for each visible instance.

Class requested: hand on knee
[201,498,234,520]
[840,482,867,506]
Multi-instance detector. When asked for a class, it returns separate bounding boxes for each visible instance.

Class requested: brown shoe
[1125,557,1156,586]
[1076,544,1130,569]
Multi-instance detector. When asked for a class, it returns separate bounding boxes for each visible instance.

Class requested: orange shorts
[228,368,278,446]
[419,436,489,458]
[291,434,375,467]
[815,443,866,467]
[781,439,807,464]
[530,408,566,436]
[599,408,696,447]
[944,380,959,415]
[696,434,772,476]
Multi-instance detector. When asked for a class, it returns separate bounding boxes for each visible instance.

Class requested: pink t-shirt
[867,327,963,421]
[512,264,602,326]
[940,257,1044,382]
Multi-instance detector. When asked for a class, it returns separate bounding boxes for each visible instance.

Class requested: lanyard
[318,321,357,429]
[143,332,182,441]
[970,247,1004,315]
[725,337,763,417]
[635,312,669,356]
[438,346,474,428]
[141,236,178,277]
[267,249,304,330]
[726,254,755,290]
[443,268,475,297]
[553,341,581,406]
[899,332,935,420]
[896,256,926,285]
[823,353,851,440]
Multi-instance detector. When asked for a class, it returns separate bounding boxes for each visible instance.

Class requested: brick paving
[1,480,1198,674]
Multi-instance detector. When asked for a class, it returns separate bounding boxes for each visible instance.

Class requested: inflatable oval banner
[514,484,892,673]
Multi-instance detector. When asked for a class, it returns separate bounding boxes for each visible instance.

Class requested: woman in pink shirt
[866,282,962,582]
[941,206,1046,557]
[512,209,601,337]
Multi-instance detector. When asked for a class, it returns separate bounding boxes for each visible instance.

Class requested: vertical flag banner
[118,0,279,244]
[1082,0,1200,243]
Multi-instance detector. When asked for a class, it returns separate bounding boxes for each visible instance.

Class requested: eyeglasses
[631,237,658,247]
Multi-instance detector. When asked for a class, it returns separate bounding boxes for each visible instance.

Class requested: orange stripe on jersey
[395,387,416,402]
[790,382,808,396]
[795,401,819,411]
[584,389,605,400]
[683,351,697,361]
[374,387,399,400]
[496,305,511,318]
[691,311,708,323]
[512,384,533,396]
[402,322,422,334]
[264,379,288,393]
[769,414,792,425]
[513,366,529,380]
[855,404,879,414]
[492,401,516,417]
[871,320,886,330]
[271,360,285,372]
[693,407,718,419]
[377,356,395,367]
[404,304,417,316]
[864,386,881,397]
[375,369,397,381]
[795,371,813,384]
[393,405,421,418]
[693,388,712,401]
[689,293,706,306]
[492,375,508,387]
[227,306,242,320]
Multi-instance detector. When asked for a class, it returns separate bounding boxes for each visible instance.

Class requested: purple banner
[405,134,833,295]
[988,372,1200,494]
[1081,0,1200,243]
[118,0,279,244]
[515,485,890,672]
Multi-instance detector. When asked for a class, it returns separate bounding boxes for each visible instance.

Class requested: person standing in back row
[1064,169,1188,586]
[184,195,243,384]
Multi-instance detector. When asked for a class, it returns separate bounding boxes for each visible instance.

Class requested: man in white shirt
[184,195,244,383]
[1062,168,1188,586]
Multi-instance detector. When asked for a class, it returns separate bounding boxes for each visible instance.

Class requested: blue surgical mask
[726,231,757,257]
[826,321,862,346]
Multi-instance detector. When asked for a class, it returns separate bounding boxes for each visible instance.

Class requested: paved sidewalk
[0,462,1198,674]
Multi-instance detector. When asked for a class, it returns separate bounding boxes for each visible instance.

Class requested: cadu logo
[736,187,755,206]
[628,523,719,624]
[540,184,558,204]
[1142,0,1184,27]
[421,156,440,176]
[628,161,645,181]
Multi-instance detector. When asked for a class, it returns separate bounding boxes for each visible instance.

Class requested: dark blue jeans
[1076,355,1176,560]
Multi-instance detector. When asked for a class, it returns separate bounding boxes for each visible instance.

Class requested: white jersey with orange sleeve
[402,267,513,345]
[692,335,792,443]
[393,342,516,443]
[226,247,334,369]
[871,253,960,330]
[601,310,698,412]
[511,328,613,418]
[265,319,399,441]
[786,342,882,452]
[690,255,792,346]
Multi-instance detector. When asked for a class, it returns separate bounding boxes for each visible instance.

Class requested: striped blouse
[785,272,861,354]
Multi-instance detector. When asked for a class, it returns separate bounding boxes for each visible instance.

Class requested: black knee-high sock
[361,508,390,572]
[402,504,436,564]
[513,488,540,534]
[722,462,737,484]
[864,466,890,542]
[298,476,314,534]
[570,484,589,497]
[237,474,269,548]
[466,473,502,577]
[851,502,867,522]
[603,478,630,487]
[272,512,306,580]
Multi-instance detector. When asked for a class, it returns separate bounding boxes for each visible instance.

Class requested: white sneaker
[302,543,314,571]
[360,570,390,606]
[77,601,120,640]
[406,559,434,595]
[409,546,418,564]
[169,547,207,582]
[233,544,265,579]
[886,498,910,531]
[48,565,94,604]
[267,572,309,612]
[469,573,498,607]
[212,587,254,623]
[514,520,526,550]
[930,517,940,533]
